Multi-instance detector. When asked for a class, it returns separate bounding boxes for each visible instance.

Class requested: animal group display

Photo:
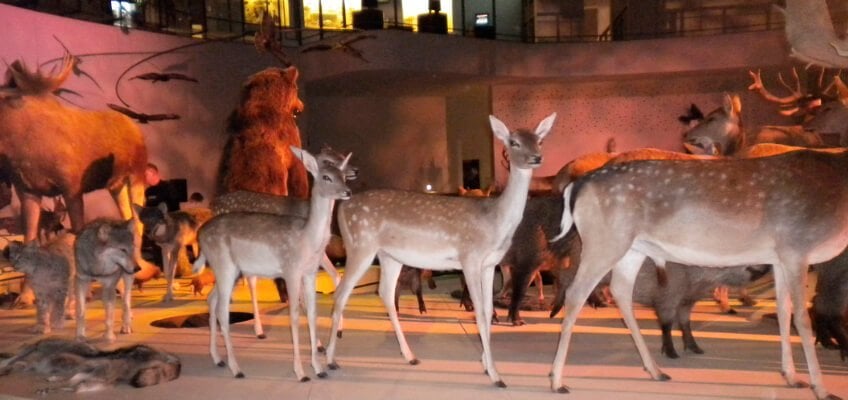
[3,4,848,398]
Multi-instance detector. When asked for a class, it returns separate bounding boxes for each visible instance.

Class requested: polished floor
[0,271,846,400]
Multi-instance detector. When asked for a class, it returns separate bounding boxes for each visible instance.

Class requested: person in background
[144,163,180,212]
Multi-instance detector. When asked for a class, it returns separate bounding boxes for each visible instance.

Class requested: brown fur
[0,338,180,393]
[218,66,308,199]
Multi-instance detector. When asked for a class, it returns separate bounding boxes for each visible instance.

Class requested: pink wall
[1,4,796,202]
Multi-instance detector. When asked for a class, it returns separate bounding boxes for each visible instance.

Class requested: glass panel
[303,0,361,29]
[401,0,452,31]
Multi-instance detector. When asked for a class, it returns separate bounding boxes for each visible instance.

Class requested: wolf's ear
[97,223,112,242]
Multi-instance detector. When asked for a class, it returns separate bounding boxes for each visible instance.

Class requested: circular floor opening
[150,312,254,328]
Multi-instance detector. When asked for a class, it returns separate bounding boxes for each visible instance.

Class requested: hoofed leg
[207,287,224,368]
[286,273,308,382]
[302,272,326,379]
[478,263,504,387]
[326,247,378,369]
[246,276,265,339]
[550,245,625,393]
[609,252,669,382]
[780,261,832,399]
[376,255,418,365]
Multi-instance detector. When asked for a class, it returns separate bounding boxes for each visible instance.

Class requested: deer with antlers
[324,113,555,388]
[0,54,148,265]
[193,147,351,382]
[549,148,848,399]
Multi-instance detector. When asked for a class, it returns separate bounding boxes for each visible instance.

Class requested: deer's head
[291,146,351,200]
[318,144,359,181]
[490,113,555,170]
[682,94,742,156]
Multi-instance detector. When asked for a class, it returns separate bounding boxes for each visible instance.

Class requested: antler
[747,68,804,105]
[6,52,75,96]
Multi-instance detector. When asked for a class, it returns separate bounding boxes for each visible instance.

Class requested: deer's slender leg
[285,270,308,382]
[247,276,265,339]
[771,262,801,388]
[302,270,326,378]
[326,245,378,368]
[207,287,223,368]
[781,259,829,399]
[550,247,619,393]
[480,263,503,386]
[609,251,669,381]
[376,254,418,364]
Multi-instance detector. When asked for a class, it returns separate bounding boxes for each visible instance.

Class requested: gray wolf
[74,218,137,342]
[0,337,180,394]
[4,232,76,333]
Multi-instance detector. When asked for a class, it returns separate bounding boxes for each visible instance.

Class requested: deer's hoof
[328,362,340,370]
[317,372,328,379]
[299,376,310,383]
[791,381,810,389]
[337,331,343,339]
[658,373,671,381]
[235,372,245,379]
[557,386,570,394]
[495,380,507,388]
[317,345,326,353]
[216,361,226,368]
[257,334,266,340]
[409,358,420,366]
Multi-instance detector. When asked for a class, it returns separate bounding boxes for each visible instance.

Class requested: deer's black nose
[530,155,542,164]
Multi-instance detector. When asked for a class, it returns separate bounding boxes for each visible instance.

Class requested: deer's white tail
[192,252,207,274]
[550,183,575,242]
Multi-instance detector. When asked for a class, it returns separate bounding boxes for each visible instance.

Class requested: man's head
[144,163,161,186]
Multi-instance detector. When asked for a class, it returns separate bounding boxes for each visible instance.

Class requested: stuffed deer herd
[7,3,848,397]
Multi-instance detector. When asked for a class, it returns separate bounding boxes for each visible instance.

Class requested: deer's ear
[291,146,319,177]
[535,112,557,140]
[489,115,511,144]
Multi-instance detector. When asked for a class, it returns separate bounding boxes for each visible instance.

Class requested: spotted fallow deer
[324,113,556,388]
[193,147,351,382]
[549,150,848,399]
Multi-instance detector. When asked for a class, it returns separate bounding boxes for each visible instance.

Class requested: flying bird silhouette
[107,103,180,124]
[130,72,199,83]
[300,34,377,63]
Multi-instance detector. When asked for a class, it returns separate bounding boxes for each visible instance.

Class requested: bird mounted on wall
[107,103,180,124]
[130,72,199,83]
[300,34,377,63]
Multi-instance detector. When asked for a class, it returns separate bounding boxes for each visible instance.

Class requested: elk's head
[490,113,555,170]
[682,94,742,156]
[2,53,74,97]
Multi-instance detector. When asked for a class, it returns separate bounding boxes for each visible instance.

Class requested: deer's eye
[322,175,332,182]
[509,139,519,148]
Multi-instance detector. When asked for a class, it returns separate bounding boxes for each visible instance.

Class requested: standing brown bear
[217,66,309,199]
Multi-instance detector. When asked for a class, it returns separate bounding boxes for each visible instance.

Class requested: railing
[4,0,793,46]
